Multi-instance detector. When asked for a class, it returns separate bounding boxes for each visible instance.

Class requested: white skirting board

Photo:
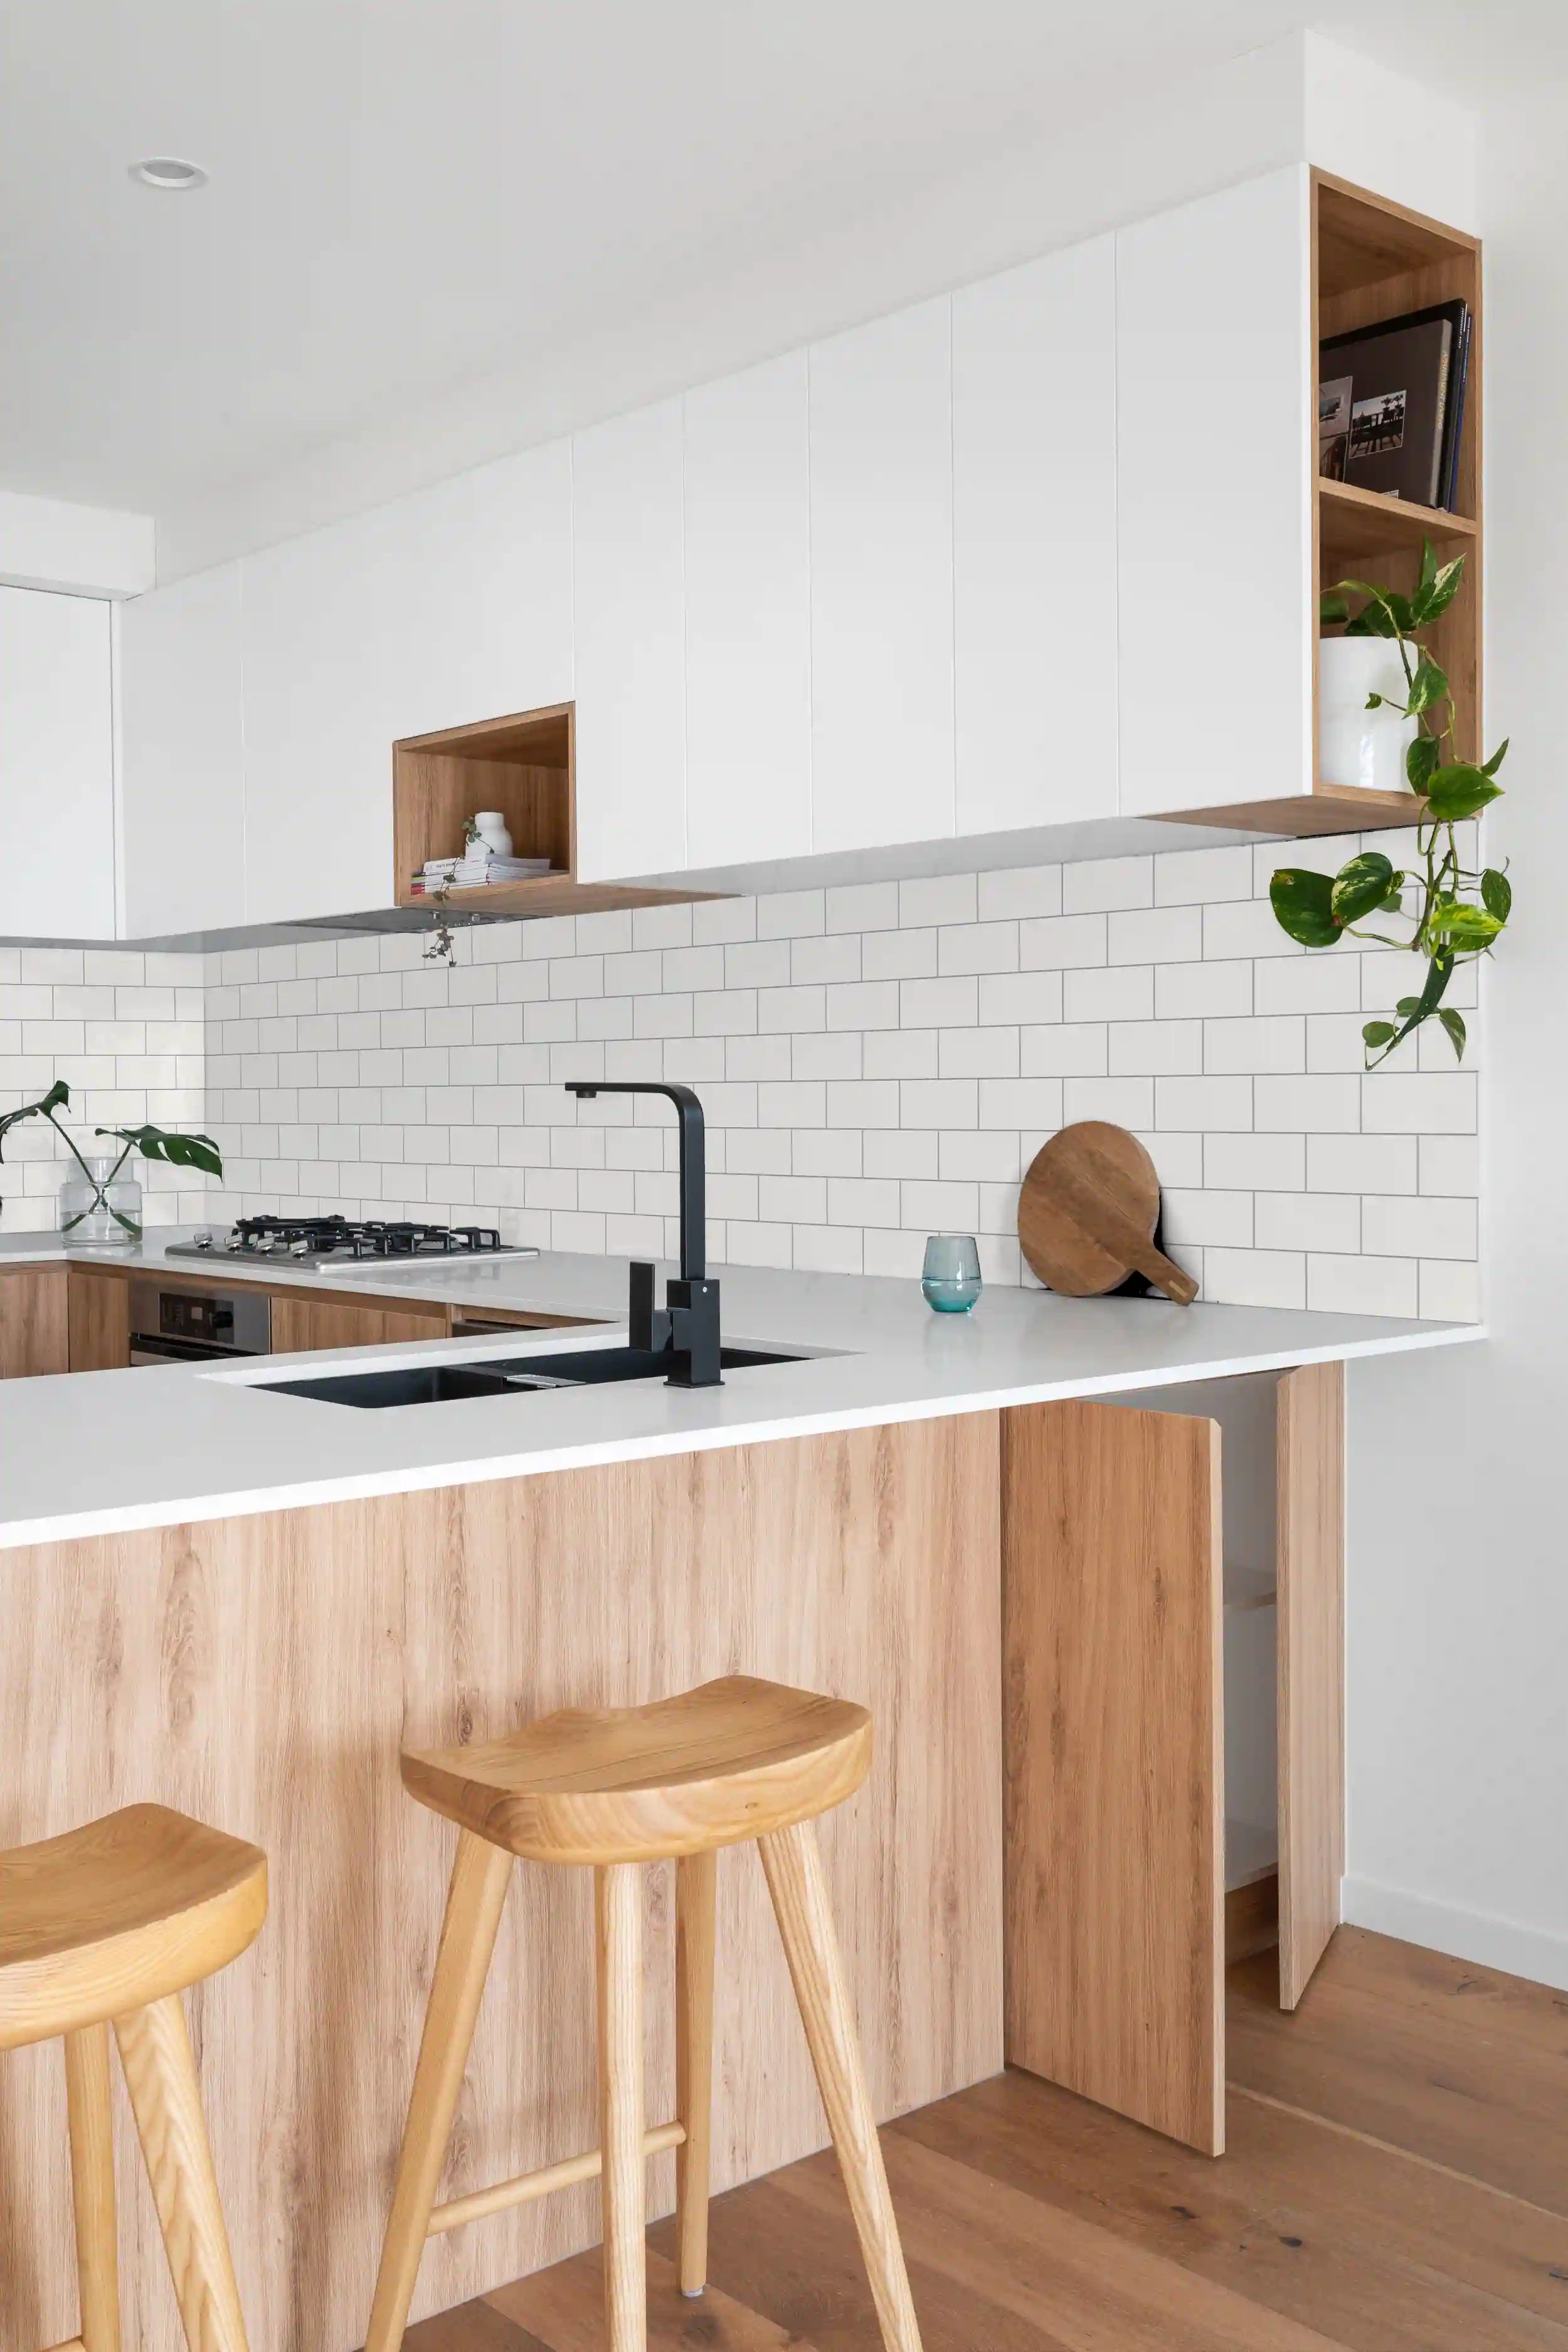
[1342,1875,1568,1996]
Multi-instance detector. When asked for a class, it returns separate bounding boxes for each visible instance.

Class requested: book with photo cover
[1320,300,1468,509]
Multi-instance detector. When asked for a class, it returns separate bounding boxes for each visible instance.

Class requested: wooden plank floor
[406,1928,1568,2350]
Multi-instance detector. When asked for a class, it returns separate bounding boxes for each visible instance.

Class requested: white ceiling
[1,1,1560,571]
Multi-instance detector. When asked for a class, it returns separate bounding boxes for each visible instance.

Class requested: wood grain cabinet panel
[66,1266,131,1371]
[1277,1359,1345,2008]
[270,1295,450,1354]
[0,1266,70,1377]
[1002,1398,1224,2155]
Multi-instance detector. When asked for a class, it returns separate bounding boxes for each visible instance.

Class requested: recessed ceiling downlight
[131,157,207,190]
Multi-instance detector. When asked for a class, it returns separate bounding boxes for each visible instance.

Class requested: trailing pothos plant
[0,1079,223,1237]
[1270,539,1508,1068]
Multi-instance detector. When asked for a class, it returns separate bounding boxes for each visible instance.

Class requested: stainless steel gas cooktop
[164,1214,540,1275]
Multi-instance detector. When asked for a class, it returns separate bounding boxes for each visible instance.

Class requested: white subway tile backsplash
[1308,1252,1417,1318]
[1062,856,1152,914]
[1108,905,1202,966]
[899,874,976,928]
[977,865,1062,922]
[1155,960,1251,1020]
[1065,965,1153,1024]
[1420,1258,1481,1322]
[55,827,1470,1322]
[1020,913,1106,970]
[1362,1193,1477,1260]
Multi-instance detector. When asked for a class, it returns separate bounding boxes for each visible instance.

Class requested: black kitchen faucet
[563,1081,721,1386]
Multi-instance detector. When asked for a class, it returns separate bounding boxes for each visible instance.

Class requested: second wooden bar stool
[366,1673,923,2352]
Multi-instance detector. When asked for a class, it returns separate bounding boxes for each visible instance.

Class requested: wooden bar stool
[0,1802,267,2352]
[366,1674,923,2352]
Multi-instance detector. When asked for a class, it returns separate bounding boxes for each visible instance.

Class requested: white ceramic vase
[471,810,513,858]
[1318,637,1419,796]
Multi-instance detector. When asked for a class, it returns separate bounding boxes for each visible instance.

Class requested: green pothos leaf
[1438,1007,1468,1059]
[1270,867,1340,947]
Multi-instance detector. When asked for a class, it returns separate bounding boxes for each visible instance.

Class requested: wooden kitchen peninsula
[0,1245,1478,2352]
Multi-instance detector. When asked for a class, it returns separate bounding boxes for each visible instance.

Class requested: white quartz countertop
[0,1233,1481,1552]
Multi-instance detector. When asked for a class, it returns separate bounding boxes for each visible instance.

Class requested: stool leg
[366,1830,514,2352]
[758,1821,923,2352]
[674,1848,716,2296]
[595,1862,646,2352]
[114,1993,249,2352]
[65,2023,120,2352]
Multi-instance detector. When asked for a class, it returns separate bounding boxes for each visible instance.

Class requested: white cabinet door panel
[573,400,686,882]
[242,439,573,923]
[684,354,811,869]
[1116,166,1311,816]
[363,437,573,744]
[241,522,394,922]
[119,564,245,937]
[0,587,114,939]
[953,236,1118,834]
[809,299,955,856]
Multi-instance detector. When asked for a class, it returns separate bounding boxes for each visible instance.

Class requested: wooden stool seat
[1,1801,265,2352]
[0,1802,267,2052]
[401,1673,873,1864]
[369,1675,922,2352]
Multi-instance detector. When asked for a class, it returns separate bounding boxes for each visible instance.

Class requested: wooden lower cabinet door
[0,1265,70,1376]
[1276,1360,1345,2010]
[270,1295,449,1353]
[1002,1397,1224,2155]
[68,1266,132,1370]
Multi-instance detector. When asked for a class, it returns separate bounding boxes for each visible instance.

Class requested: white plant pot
[1318,637,1420,796]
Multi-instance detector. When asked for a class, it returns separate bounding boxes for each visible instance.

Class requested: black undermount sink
[259,1343,807,1409]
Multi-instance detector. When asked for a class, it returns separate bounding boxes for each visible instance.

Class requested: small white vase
[471,810,513,859]
[1318,637,1419,796]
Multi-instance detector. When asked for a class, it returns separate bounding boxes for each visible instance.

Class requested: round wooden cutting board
[1018,1121,1198,1304]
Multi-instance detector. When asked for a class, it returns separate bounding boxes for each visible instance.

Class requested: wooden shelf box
[392,701,711,921]
[1177,171,1481,841]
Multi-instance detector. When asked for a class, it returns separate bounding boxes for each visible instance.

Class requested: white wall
[1344,92,1568,1987]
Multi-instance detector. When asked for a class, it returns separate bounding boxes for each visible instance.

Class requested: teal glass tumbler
[922,1233,983,1313]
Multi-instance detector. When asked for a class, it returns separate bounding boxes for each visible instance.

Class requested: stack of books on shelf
[410,853,555,895]
[1318,298,1472,510]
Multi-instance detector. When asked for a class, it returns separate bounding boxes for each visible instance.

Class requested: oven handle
[129,1333,255,1365]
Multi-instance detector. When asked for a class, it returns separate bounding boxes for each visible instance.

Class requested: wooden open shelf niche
[392,701,707,920]
[1179,171,1481,840]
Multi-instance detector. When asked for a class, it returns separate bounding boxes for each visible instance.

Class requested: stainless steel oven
[128,1276,272,1365]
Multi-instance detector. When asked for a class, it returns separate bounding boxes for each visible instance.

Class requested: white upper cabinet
[0,587,114,940]
[119,564,245,938]
[953,238,1118,835]
[683,354,812,871]
[572,400,687,883]
[1116,167,1311,817]
[241,440,575,922]
[809,299,955,857]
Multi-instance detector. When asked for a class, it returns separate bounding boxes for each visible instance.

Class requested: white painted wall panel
[119,565,245,936]
[573,400,687,882]
[0,587,115,939]
[953,237,1118,834]
[684,355,811,868]
[1116,167,1311,817]
[809,299,955,856]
